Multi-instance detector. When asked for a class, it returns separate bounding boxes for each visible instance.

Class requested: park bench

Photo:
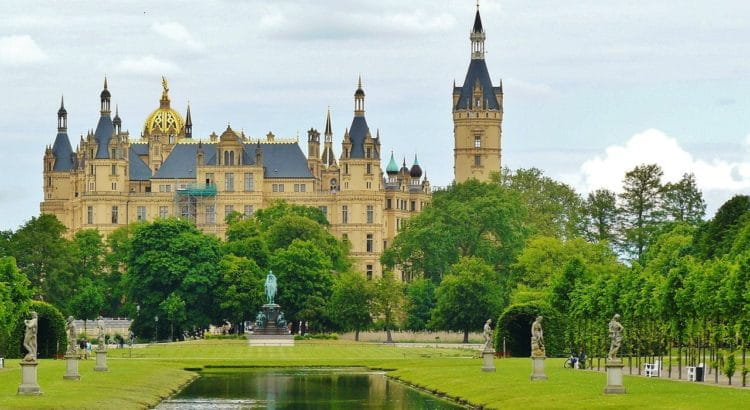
[644,359,661,377]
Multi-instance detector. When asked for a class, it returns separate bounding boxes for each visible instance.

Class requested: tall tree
[216,255,264,333]
[71,229,105,282]
[328,271,373,340]
[0,257,32,353]
[584,188,619,244]
[618,163,666,261]
[403,279,436,331]
[69,280,104,335]
[160,292,186,341]
[694,195,750,259]
[494,167,585,239]
[430,257,505,343]
[662,173,706,224]
[370,273,404,343]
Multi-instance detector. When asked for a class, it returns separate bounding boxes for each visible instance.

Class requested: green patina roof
[386,153,399,173]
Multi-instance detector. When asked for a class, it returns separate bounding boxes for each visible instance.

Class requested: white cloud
[0,35,47,65]
[151,22,204,51]
[503,78,556,99]
[115,55,181,76]
[577,129,750,195]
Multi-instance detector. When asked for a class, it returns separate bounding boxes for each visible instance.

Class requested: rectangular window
[225,205,234,218]
[272,183,285,192]
[89,182,94,191]
[474,155,481,166]
[206,173,215,185]
[366,265,373,280]
[225,173,234,192]
[206,205,216,224]
[366,234,374,253]
[180,205,190,219]
[300,184,306,192]
[244,205,253,217]
[294,184,300,192]
[366,148,372,158]
[344,163,349,174]
[366,181,372,189]
[111,164,117,175]
[366,163,372,174]
[366,205,374,224]
[386,199,392,209]
[87,206,93,224]
[342,205,348,224]
[244,173,254,192]
[111,182,117,190]
[342,233,348,242]
[475,136,481,148]
[159,206,169,219]
[319,206,328,218]
[397,218,401,231]
[179,183,187,190]
[410,201,416,212]
[111,206,119,224]
[90,164,95,175]
[136,206,146,221]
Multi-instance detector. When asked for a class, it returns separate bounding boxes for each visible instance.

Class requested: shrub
[4,301,67,358]
[494,302,563,357]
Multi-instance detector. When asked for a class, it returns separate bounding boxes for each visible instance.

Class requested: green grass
[0,340,748,409]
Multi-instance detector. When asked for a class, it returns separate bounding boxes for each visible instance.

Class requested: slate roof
[347,116,369,158]
[130,143,149,156]
[94,115,114,158]
[473,9,483,33]
[51,132,74,171]
[128,148,152,181]
[455,59,501,110]
[151,142,313,179]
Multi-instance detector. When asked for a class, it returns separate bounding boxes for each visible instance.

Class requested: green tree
[270,239,334,329]
[265,214,348,272]
[126,218,223,339]
[160,292,187,341]
[71,229,105,281]
[69,280,105,335]
[9,214,73,305]
[583,188,619,243]
[662,173,706,224]
[619,163,666,261]
[254,201,329,230]
[430,257,505,343]
[328,271,373,340]
[494,167,585,239]
[217,255,264,333]
[694,195,750,259]
[0,257,32,355]
[382,180,527,281]
[371,273,404,343]
[725,352,737,385]
[403,279,436,331]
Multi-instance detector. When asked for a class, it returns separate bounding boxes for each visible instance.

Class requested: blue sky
[1,0,750,230]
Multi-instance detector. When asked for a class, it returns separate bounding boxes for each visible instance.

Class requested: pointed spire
[57,94,67,131]
[103,76,108,90]
[185,103,193,138]
[113,104,122,132]
[473,1,483,33]
[324,107,332,137]
[100,76,111,114]
[354,76,365,116]
[470,3,486,59]
[386,151,399,175]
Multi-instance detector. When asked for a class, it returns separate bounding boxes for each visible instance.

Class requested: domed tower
[409,155,423,185]
[452,4,503,183]
[144,77,185,171]
[385,152,399,183]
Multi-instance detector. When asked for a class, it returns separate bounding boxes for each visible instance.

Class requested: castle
[40,6,502,278]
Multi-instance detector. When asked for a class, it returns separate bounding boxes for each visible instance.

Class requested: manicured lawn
[0,340,748,409]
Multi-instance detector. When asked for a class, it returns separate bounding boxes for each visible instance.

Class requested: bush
[494,302,563,357]
[204,334,245,340]
[294,333,338,341]
[4,301,67,358]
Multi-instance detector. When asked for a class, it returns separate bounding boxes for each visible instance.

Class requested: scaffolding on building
[174,183,218,233]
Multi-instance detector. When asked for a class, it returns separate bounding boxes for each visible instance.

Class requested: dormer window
[366,148,371,158]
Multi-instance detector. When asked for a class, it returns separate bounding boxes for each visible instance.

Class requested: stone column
[530,355,547,380]
[604,360,626,394]
[17,361,42,395]
[94,349,108,372]
[481,346,496,372]
[64,353,80,380]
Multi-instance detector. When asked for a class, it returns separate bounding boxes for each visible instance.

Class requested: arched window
[224,151,230,166]
[229,151,235,166]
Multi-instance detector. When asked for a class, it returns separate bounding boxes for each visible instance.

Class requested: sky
[1,0,750,230]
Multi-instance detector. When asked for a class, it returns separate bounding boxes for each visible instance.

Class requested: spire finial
[103,75,108,90]
[324,107,332,136]
[60,94,65,109]
[115,104,119,116]
[358,75,362,89]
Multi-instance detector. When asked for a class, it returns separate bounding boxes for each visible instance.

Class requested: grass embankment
[1,340,749,409]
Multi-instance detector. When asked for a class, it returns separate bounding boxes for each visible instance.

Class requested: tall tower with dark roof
[452,5,503,183]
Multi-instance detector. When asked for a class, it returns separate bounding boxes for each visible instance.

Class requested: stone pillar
[530,356,547,381]
[64,353,80,380]
[604,360,626,394]
[94,350,108,372]
[17,361,42,395]
[481,347,496,372]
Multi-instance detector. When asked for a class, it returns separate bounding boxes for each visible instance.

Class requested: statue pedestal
[604,360,626,394]
[94,350,108,372]
[63,353,80,380]
[530,356,548,380]
[481,348,496,372]
[17,361,42,395]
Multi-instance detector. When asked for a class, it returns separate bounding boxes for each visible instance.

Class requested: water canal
[157,367,464,409]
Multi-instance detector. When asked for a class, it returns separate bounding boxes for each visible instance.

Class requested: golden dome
[143,77,184,136]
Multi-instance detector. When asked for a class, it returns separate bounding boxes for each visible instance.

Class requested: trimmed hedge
[494,302,564,357]
[4,301,67,359]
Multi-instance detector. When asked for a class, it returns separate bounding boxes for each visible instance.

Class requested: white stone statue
[482,319,493,350]
[531,316,545,357]
[22,311,38,362]
[66,316,77,355]
[608,314,623,361]
[96,316,106,351]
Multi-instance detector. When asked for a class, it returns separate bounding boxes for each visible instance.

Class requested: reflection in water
[157,368,463,409]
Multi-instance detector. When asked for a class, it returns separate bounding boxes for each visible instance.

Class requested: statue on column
[530,316,546,357]
[66,316,77,355]
[608,314,624,361]
[22,311,38,362]
[264,271,277,304]
[481,319,493,351]
[96,316,106,351]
